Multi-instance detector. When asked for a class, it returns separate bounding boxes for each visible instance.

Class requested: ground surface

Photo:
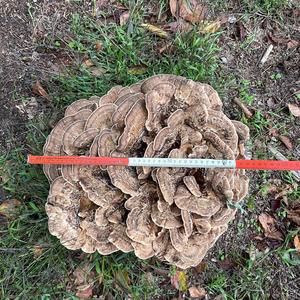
[0,0,300,299]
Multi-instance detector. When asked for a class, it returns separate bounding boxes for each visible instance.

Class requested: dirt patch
[0,0,92,153]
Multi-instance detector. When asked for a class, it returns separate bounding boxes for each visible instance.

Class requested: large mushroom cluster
[44,75,249,269]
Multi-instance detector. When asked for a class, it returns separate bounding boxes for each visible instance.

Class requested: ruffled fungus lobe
[44,75,250,269]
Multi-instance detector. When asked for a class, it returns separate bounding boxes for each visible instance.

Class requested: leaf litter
[189,286,207,298]
[169,0,207,23]
[258,213,284,241]
[287,103,300,117]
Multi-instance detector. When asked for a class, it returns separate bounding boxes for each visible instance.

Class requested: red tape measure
[28,155,300,171]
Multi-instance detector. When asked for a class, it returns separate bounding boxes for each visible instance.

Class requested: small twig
[260,44,274,65]
[233,97,253,118]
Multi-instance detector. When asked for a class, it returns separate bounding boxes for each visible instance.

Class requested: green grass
[239,79,254,105]
[241,0,289,14]
[208,0,293,17]
[0,8,221,299]
[206,238,300,300]
[1,2,299,299]
[51,13,220,107]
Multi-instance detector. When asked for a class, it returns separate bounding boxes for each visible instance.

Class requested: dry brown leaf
[169,0,207,23]
[189,286,206,298]
[170,271,188,292]
[75,285,93,299]
[73,263,95,298]
[32,80,50,100]
[120,11,130,26]
[258,213,283,241]
[268,34,290,45]
[0,199,22,219]
[83,59,94,68]
[278,135,293,150]
[165,20,193,33]
[72,263,95,298]
[141,23,169,38]
[287,40,299,48]
[294,235,300,252]
[198,20,221,33]
[90,67,106,77]
[287,103,300,117]
[287,208,300,225]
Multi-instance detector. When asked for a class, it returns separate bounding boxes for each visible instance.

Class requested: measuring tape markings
[27,155,300,170]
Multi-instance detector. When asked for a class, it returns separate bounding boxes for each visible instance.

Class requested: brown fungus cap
[43,75,249,269]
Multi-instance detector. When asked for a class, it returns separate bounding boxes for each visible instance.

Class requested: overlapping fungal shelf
[44,74,249,269]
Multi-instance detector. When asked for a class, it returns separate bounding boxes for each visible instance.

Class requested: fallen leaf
[164,20,193,33]
[95,41,103,51]
[169,0,207,23]
[294,235,300,252]
[83,59,94,68]
[258,213,283,241]
[120,11,130,26]
[288,103,300,117]
[73,263,95,299]
[170,271,188,292]
[127,65,148,75]
[287,208,300,225]
[198,20,221,34]
[189,286,206,298]
[287,40,299,48]
[141,23,169,38]
[32,80,50,100]
[267,34,290,45]
[0,199,22,219]
[278,135,293,150]
[76,285,93,299]
[90,67,106,77]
